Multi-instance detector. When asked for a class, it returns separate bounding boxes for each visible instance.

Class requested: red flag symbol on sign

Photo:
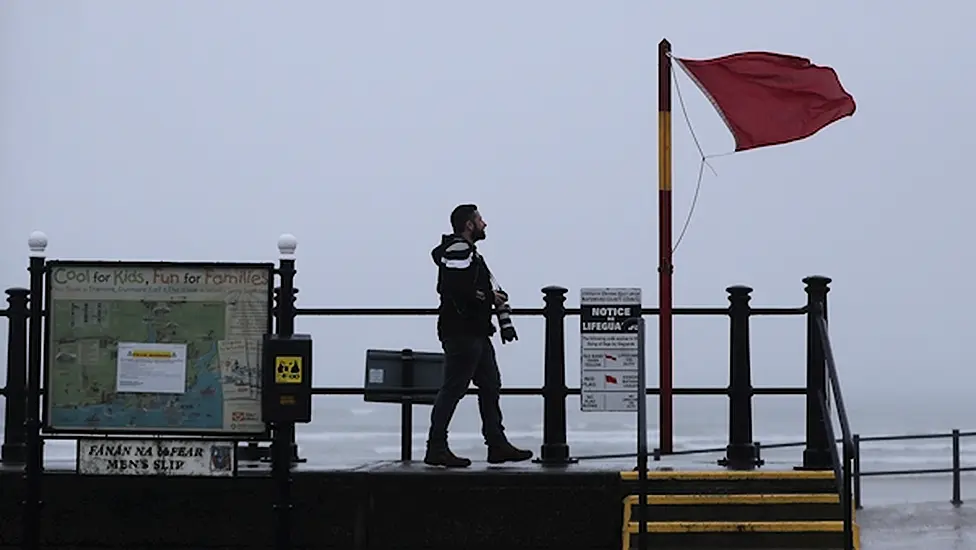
[605,375,618,384]
[605,354,617,361]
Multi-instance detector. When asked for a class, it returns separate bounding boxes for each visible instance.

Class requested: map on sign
[43,262,273,435]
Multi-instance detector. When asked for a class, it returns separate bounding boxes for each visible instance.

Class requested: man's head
[450,203,487,242]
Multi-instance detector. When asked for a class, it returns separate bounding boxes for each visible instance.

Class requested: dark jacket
[431,233,495,340]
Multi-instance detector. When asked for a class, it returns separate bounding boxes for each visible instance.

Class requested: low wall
[0,463,624,550]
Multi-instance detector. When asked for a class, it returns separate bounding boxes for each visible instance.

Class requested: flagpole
[657,38,674,455]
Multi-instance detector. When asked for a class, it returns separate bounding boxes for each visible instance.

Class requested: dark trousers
[427,334,506,449]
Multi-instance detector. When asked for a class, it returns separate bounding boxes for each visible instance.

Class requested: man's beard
[471,227,486,241]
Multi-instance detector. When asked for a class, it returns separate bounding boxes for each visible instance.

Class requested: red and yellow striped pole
[657,39,674,455]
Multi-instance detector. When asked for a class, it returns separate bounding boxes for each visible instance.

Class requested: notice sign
[116,342,187,394]
[580,288,642,412]
[77,438,235,477]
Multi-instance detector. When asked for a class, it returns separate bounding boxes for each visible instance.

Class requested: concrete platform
[1,457,626,550]
[0,455,964,549]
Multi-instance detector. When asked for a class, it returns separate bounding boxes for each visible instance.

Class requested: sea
[3,393,976,548]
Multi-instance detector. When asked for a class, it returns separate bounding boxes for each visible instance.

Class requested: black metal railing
[0,287,28,465]
[0,243,869,550]
[812,296,856,550]
[0,263,841,472]
[852,429,974,509]
[1,247,976,550]
[2,241,847,474]
[570,431,976,510]
[4,285,974,502]
[264,283,811,467]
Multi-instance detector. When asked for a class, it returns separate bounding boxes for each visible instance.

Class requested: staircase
[620,470,859,549]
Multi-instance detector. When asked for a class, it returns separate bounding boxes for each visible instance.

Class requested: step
[623,493,847,522]
[620,470,839,495]
[623,520,859,550]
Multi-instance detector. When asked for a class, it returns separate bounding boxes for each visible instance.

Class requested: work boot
[423,445,472,468]
[487,441,533,464]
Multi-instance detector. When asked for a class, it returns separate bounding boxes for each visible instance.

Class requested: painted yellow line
[623,493,840,505]
[625,520,851,533]
[620,470,835,481]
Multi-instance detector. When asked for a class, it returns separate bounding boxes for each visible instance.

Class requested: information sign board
[579,287,642,412]
[43,261,273,435]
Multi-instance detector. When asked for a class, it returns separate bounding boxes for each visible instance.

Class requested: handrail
[813,305,855,550]
[305,386,806,396]
[816,314,854,452]
[294,306,806,317]
[0,385,809,398]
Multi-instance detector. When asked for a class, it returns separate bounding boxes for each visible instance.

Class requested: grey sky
[1,1,971,417]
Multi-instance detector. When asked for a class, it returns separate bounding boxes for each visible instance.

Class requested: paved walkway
[859,502,976,549]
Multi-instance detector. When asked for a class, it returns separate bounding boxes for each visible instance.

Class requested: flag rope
[670,60,728,254]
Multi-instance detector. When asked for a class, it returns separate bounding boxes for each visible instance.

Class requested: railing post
[720,285,758,470]
[276,235,303,465]
[1,287,29,466]
[800,275,832,470]
[400,348,415,462]
[23,231,47,550]
[852,434,862,510]
[842,440,855,550]
[536,285,573,465]
[952,428,963,507]
[272,234,299,550]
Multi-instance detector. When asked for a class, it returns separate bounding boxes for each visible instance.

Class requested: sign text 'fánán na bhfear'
[76,438,236,477]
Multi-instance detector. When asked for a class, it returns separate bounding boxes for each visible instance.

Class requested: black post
[276,270,302,463]
[272,418,293,550]
[720,285,758,470]
[400,348,414,462]
[272,235,298,550]
[800,275,832,470]
[1,288,29,466]
[842,441,854,550]
[536,286,573,465]
[852,434,862,510]
[23,233,47,550]
[952,428,962,507]
[621,316,649,550]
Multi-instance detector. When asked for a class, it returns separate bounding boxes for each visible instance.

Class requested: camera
[496,300,518,344]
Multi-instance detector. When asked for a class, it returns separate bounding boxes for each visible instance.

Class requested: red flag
[675,51,855,152]
[605,375,618,384]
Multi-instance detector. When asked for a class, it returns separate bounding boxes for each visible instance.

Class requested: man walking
[425,204,534,467]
